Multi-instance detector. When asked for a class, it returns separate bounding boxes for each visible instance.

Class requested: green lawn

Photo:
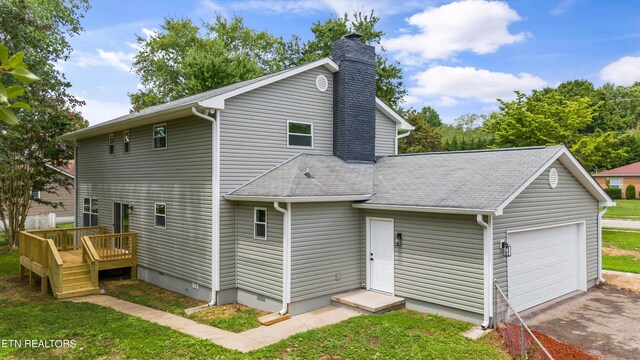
[604,200,640,220]
[0,251,509,359]
[602,228,640,274]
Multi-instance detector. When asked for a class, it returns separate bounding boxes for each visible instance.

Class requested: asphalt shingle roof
[593,161,640,176]
[228,146,565,211]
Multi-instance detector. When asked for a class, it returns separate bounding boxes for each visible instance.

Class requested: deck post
[29,270,35,287]
[19,264,24,279]
[41,276,48,294]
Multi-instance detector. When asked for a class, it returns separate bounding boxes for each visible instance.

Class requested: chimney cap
[344,33,364,41]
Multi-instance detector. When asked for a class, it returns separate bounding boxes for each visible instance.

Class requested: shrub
[626,184,637,199]
[605,187,622,199]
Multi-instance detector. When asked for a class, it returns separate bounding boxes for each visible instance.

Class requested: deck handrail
[19,231,64,295]
[86,233,136,261]
[80,236,100,287]
[27,226,105,251]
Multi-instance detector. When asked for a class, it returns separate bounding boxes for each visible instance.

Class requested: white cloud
[410,66,547,103]
[76,97,132,125]
[383,0,528,62]
[73,49,134,72]
[550,0,576,16]
[435,96,459,107]
[600,56,640,86]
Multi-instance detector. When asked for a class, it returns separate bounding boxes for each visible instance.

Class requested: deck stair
[18,227,137,299]
[331,289,405,314]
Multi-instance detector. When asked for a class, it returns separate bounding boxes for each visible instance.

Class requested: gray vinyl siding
[493,160,598,314]
[76,116,213,288]
[375,108,396,156]
[290,202,362,302]
[363,210,485,314]
[219,67,335,290]
[236,202,283,300]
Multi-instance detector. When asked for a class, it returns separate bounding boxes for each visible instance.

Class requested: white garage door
[507,223,585,312]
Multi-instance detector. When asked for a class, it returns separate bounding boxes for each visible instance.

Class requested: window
[610,177,622,189]
[124,130,130,153]
[287,121,313,148]
[31,190,41,200]
[254,207,267,240]
[83,198,98,226]
[153,124,167,149]
[108,133,115,154]
[154,203,166,229]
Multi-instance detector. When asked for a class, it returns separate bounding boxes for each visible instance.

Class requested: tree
[569,131,628,172]
[0,44,40,124]
[0,0,89,249]
[398,109,444,153]
[130,12,407,110]
[484,91,596,148]
[454,113,482,131]
[418,106,442,127]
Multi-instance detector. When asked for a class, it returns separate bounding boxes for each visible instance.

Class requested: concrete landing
[463,326,492,340]
[331,289,405,314]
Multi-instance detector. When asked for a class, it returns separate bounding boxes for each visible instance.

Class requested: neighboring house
[593,161,640,198]
[21,161,75,228]
[60,35,614,328]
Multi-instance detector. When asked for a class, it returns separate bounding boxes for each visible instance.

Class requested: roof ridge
[387,145,561,157]
[228,153,303,195]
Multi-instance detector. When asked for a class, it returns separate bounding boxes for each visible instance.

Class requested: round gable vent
[549,168,559,189]
[315,74,328,92]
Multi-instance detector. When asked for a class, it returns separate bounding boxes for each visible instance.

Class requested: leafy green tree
[130,12,407,110]
[0,0,88,248]
[0,44,40,124]
[418,106,442,127]
[569,130,628,172]
[398,109,444,153]
[484,91,596,147]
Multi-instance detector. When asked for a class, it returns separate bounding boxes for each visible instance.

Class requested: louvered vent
[549,168,559,189]
[315,74,328,92]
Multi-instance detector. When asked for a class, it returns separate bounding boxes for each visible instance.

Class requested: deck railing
[27,226,104,252]
[81,236,100,286]
[19,231,63,295]
[84,233,136,261]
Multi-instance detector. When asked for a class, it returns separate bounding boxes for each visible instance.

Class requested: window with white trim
[124,130,130,153]
[609,177,622,189]
[254,207,267,240]
[287,121,313,148]
[31,190,41,200]
[83,198,98,226]
[153,124,167,149]
[154,203,166,228]
[108,133,115,154]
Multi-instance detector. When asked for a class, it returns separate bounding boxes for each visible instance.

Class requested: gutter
[597,207,608,284]
[477,214,494,329]
[352,203,496,216]
[395,130,412,155]
[191,107,221,307]
[274,202,292,315]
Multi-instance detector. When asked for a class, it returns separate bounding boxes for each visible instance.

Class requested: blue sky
[58,0,640,125]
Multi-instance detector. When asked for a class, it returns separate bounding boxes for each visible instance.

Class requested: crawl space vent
[549,168,559,189]
[315,74,328,92]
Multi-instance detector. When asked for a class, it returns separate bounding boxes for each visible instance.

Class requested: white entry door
[367,218,395,294]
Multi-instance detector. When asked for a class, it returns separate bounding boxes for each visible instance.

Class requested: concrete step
[331,289,405,314]
[258,312,291,326]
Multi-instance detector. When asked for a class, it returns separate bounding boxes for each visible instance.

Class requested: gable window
[254,207,267,240]
[287,121,313,148]
[108,133,115,154]
[83,198,98,226]
[124,130,130,153]
[153,124,167,150]
[609,177,622,189]
[154,203,166,229]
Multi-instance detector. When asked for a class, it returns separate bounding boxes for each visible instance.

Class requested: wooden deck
[19,227,137,299]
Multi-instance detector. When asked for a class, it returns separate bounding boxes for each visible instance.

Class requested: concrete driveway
[522,286,640,360]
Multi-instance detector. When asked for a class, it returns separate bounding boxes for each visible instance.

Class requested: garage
[507,223,587,312]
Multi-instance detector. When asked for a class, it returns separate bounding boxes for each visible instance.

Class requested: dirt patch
[604,272,640,293]
[189,302,264,320]
[368,337,381,347]
[0,276,52,304]
[603,246,640,258]
[498,323,596,360]
[318,356,344,360]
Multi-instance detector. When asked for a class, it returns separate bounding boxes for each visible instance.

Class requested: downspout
[274,201,291,315]
[73,142,78,228]
[395,130,411,155]
[597,207,608,284]
[191,107,220,307]
[477,214,494,329]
